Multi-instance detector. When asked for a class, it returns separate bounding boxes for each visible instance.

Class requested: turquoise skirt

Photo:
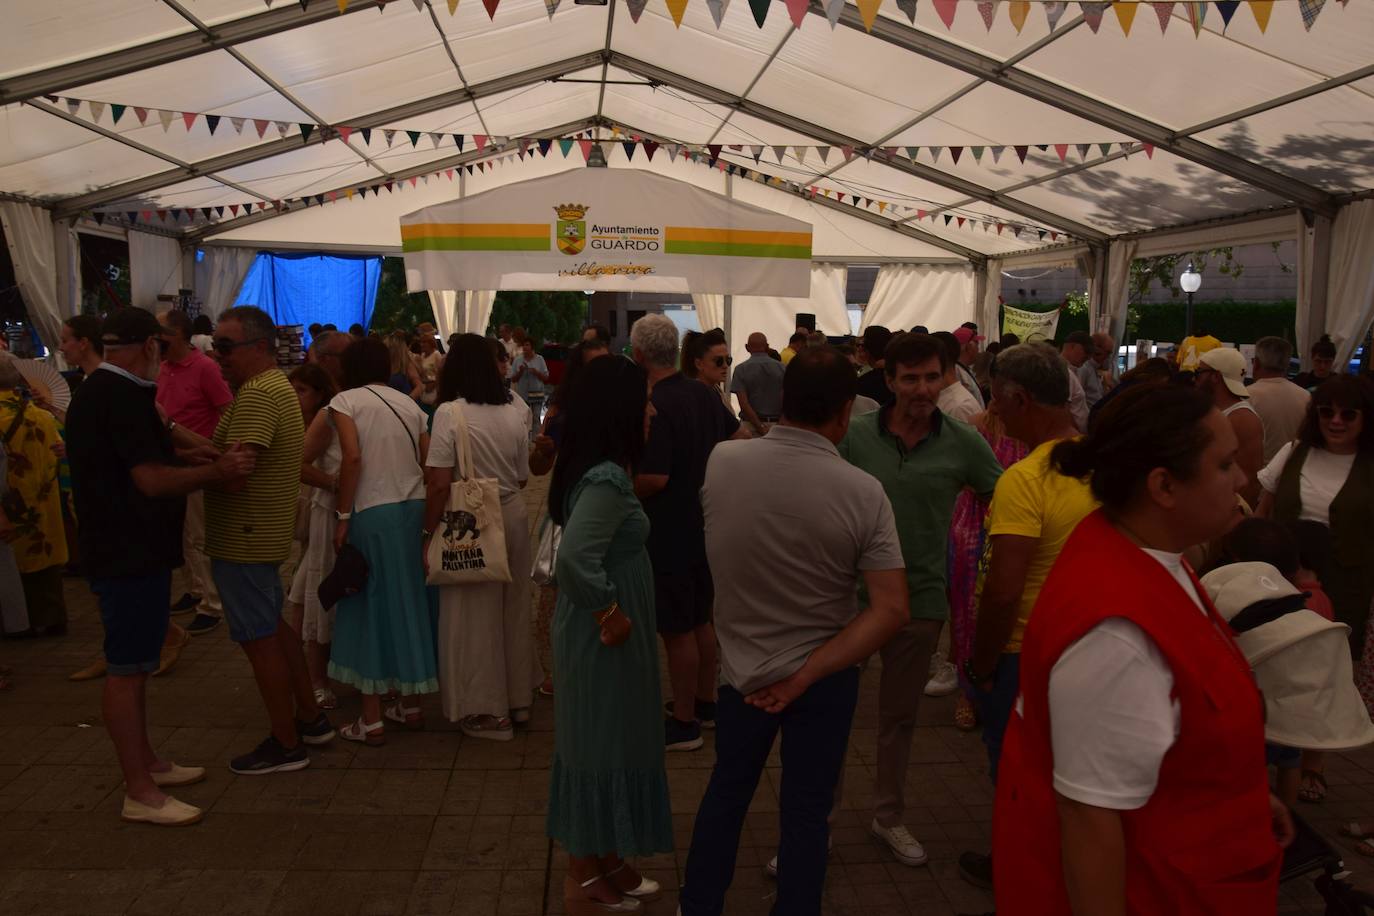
[328,500,439,696]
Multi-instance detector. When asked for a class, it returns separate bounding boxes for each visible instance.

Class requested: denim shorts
[91,571,172,676]
[212,560,284,643]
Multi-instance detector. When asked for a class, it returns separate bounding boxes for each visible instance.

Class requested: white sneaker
[765,836,832,877]
[924,653,959,697]
[870,820,928,866]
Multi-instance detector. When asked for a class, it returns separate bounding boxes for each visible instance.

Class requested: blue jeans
[973,652,1021,785]
[680,666,860,916]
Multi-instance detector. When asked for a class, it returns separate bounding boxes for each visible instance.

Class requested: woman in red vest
[993,382,1294,915]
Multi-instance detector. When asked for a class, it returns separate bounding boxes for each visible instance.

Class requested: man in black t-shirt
[66,308,254,827]
[857,325,895,407]
[631,314,742,753]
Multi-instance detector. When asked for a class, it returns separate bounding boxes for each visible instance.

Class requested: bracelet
[595,604,619,626]
[335,510,352,521]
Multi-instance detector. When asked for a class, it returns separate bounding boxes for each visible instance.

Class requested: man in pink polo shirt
[157,310,233,635]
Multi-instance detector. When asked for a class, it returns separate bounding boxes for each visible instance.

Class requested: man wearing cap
[952,326,986,409]
[1061,330,1104,410]
[157,309,234,635]
[730,332,785,435]
[1196,346,1265,507]
[65,308,257,826]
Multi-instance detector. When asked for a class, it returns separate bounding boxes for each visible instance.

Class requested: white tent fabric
[431,290,498,338]
[1325,200,1374,367]
[862,264,976,333]
[1102,239,1139,345]
[691,294,724,334]
[464,291,497,337]
[980,259,1003,340]
[128,230,184,309]
[192,246,257,320]
[429,290,459,342]
[727,263,848,369]
[0,200,63,351]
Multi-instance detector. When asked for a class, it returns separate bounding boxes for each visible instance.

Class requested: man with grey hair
[1247,335,1310,463]
[309,330,348,389]
[957,341,1099,890]
[632,313,743,753]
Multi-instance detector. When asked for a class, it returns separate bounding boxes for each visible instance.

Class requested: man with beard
[839,332,1004,869]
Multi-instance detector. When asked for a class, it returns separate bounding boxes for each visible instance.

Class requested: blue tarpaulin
[234,252,381,347]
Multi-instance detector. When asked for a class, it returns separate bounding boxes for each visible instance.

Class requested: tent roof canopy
[2,0,1371,263]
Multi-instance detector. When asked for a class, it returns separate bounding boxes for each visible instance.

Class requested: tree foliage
[487,291,587,344]
[369,257,435,334]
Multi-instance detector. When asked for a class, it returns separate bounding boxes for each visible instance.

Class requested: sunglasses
[711,355,733,368]
[1317,405,1362,423]
[212,336,264,356]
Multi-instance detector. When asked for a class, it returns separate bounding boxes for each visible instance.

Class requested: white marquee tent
[2,0,1373,362]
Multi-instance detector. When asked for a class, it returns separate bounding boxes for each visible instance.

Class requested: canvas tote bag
[425,401,512,586]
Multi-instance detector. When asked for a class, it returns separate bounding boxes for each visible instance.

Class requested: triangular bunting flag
[474,134,488,151]
[110,104,126,125]
[816,146,830,164]
[481,0,498,18]
[65,98,81,116]
[1009,1,1030,32]
[1076,143,1091,161]
[1112,1,1137,35]
[253,118,269,138]
[708,144,724,161]
[544,0,559,18]
[407,178,416,189]
[943,215,953,226]
[431,133,444,149]
[667,0,689,26]
[205,114,221,135]
[1044,0,1068,29]
[159,109,176,132]
[157,209,168,222]
[977,1,997,31]
[971,146,985,164]
[1300,0,1326,29]
[380,129,395,147]
[1152,1,1174,32]
[1215,0,1240,29]
[1185,1,1207,35]
[539,138,554,157]
[747,0,769,26]
[230,204,240,216]
[345,189,355,200]
[957,217,966,228]
[336,125,352,144]
[89,101,106,122]
[215,206,225,217]
[577,138,593,161]
[622,141,636,161]
[358,188,368,199]
[1099,142,1113,157]
[449,133,462,151]
[929,146,942,164]
[625,0,649,22]
[134,107,149,126]
[92,212,105,226]
[750,145,764,163]
[1142,143,1155,158]
[1249,0,1273,32]
[707,0,730,28]
[950,146,964,164]
[638,140,656,161]
[230,116,246,134]
[895,0,917,23]
[933,0,958,28]
[181,111,197,131]
[1054,143,1069,162]
[855,0,882,30]
[841,146,855,163]
[824,0,845,26]
[299,123,315,143]
[916,209,927,220]
[1015,145,1029,163]
[558,138,573,157]
[991,146,1004,164]
[405,130,421,147]
[275,121,290,138]
[1079,1,1108,32]
[772,145,787,163]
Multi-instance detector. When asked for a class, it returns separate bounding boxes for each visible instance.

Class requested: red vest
[993,510,1280,915]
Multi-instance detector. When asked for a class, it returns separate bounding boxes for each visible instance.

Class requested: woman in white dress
[424,333,539,741]
[415,322,444,416]
[289,363,341,709]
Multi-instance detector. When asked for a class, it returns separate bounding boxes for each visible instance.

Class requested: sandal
[460,714,513,742]
[562,875,641,915]
[1298,769,1328,803]
[313,686,338,710]
[384,701,424,730]
[605,862,660,900]
[954,696,977,732]
[339,717,385,747]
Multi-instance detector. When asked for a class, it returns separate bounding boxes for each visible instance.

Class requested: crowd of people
[5,300,1374,916]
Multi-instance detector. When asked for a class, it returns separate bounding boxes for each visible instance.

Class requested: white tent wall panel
[727,263,850,371]
[0,106,175,199]
[1,0,190,81]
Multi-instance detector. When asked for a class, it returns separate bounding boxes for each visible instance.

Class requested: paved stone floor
[3,483,1374,913]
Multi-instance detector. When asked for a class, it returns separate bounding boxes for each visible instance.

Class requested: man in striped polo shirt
[206,306,334,775]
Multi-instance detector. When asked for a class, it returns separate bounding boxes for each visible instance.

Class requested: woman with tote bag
[424,334,540,742]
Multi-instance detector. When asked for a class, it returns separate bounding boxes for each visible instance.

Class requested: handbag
[425,401,512,586]
[531,513,562,587]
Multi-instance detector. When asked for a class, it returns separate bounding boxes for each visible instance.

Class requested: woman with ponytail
[992,382,1292,915]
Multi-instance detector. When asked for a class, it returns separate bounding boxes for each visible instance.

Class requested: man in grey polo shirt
[680,347,908,916]
[729,332,785,436]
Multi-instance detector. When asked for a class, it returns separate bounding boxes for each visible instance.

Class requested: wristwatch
[962,658,994,690]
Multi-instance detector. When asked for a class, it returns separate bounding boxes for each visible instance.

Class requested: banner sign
[400,168,813,296]
[1002,303,1060,342]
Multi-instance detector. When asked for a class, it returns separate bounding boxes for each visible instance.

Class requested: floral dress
[0,393,68,575]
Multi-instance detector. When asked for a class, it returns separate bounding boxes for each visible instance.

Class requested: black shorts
[91,571,172,676]
[654,564,714,635]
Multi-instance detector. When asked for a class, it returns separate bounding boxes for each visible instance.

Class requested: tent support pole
[723,170,734,393]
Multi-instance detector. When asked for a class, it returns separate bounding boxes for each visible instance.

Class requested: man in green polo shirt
[839,331,1003,868]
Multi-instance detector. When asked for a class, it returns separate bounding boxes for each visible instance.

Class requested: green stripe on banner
[402,236,551,252]
[663,240,812,259]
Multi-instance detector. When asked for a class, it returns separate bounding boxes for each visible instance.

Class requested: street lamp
[1180,262,1202,338]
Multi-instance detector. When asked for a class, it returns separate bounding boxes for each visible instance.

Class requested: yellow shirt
[0,394,68,573]
[205,369,304,564]
[1178,335,1222,372]
[780,347,797,366]
[985,438,1098,652]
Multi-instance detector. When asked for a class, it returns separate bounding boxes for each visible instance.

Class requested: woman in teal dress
[546,356,672,915]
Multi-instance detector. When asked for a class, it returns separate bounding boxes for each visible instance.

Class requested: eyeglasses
[711,355,733,368]
[1317,405,1362,423]
[212,336,264,356]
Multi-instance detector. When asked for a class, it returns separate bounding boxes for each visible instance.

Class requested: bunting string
[87,128,1074,246]
[260,0,1349,35]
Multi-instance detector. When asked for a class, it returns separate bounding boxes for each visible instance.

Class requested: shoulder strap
[366,387,419,463]
[451,400,475,481]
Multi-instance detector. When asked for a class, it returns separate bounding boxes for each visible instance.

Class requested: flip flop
[1298,769,1328,803]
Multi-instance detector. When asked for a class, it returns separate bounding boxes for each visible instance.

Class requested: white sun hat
[1201,561,1374,752]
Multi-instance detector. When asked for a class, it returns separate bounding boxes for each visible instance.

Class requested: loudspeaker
[795,312,816,333]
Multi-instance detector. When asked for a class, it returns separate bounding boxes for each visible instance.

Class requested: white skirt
[291,502,338,643]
